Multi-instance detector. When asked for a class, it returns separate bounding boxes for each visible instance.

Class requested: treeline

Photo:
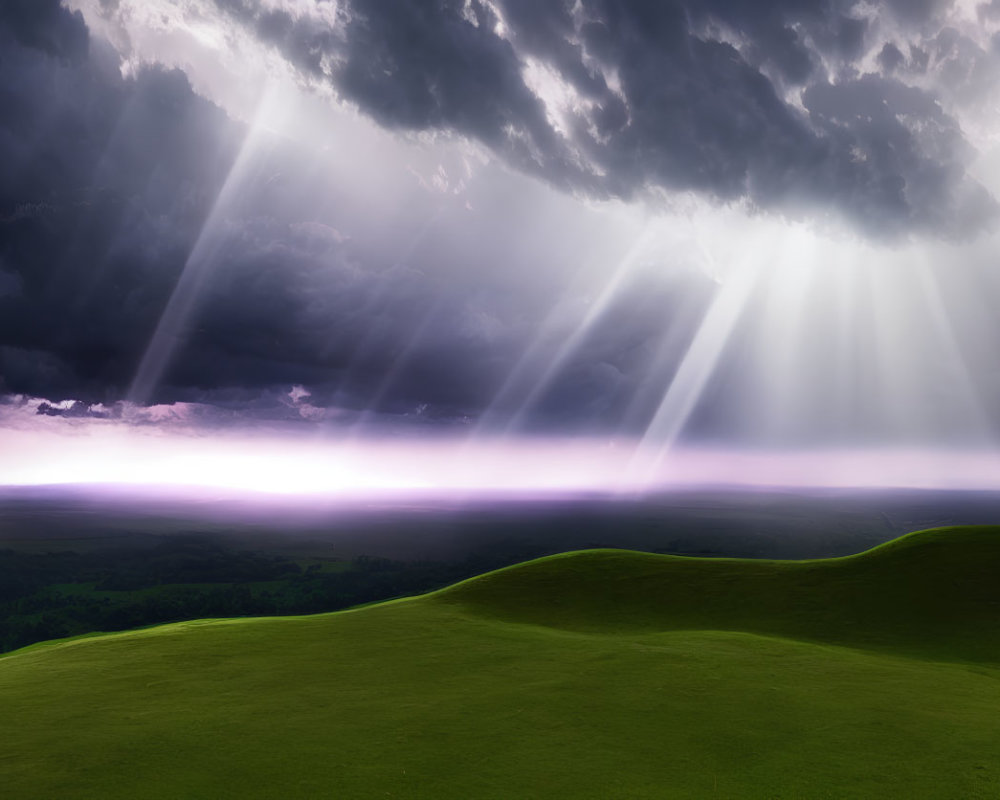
[0,537,552,653]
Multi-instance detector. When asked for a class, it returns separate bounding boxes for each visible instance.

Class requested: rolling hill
[2,526,999,798]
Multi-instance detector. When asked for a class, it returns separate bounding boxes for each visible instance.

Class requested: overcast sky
[3,0,1000,462]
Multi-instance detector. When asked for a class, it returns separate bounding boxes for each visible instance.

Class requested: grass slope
[434,524,1000,663]
[2,526,999,799]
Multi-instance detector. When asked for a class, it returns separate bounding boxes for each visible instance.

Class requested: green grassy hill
[2,526,999,798]
[435,524,1000,662]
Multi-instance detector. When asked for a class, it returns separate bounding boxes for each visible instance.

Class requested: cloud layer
[1,1,707,428]
[211,0,999,239]
[3,1,1000,447]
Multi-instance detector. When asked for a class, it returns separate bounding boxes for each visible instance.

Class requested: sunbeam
[913,257,995,444]
[487,224,657,434]
[349,297,446,434]
[128,83,286,405]
[630,264,761,482]
[329,204,447,405]
[751,227,819,442]
[626,218,781,484]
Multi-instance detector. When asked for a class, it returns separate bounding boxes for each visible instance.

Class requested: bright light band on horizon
[3,427,1000,498]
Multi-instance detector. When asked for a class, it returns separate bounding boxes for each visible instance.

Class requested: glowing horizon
[3,423,1000,498]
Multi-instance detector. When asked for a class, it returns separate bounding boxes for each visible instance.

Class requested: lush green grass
[435,524,1000,663]
[2,526,999,798]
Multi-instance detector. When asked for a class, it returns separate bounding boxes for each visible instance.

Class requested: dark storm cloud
[211,0,997,239]
[0,0,89,62]
[877,42,907,73]
[800,74,994,236]
[250,0,586,191]
[0,0,242,403]
[153,214,516,420]
[0,2,548,420]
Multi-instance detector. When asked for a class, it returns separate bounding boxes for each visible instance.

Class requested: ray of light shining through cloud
[128,85,287,406]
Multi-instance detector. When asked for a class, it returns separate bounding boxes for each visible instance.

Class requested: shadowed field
[2,526,999,798]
